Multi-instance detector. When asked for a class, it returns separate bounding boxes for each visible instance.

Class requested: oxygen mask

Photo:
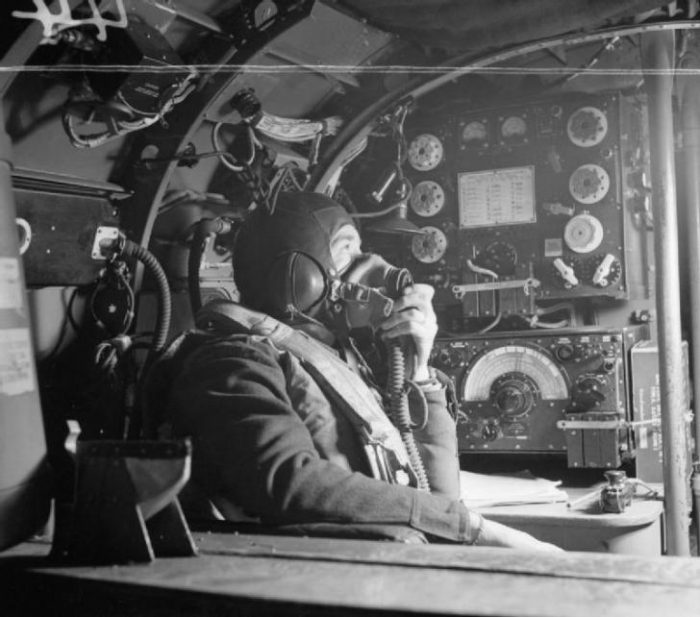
[330,253,412,332]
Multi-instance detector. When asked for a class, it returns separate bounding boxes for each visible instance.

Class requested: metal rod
[679,30,700,554]
[642,30,692,556]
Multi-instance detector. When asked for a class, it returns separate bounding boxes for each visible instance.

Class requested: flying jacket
[152,303,480,543]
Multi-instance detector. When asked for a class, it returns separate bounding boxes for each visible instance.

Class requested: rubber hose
[122,239,172,355]
[388,342,430,492]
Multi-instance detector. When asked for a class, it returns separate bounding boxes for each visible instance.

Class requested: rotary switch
[590,253,621,287]
[552,257,580,289]
[572,374,607,409]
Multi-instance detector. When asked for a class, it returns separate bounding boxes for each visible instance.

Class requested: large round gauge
[411,226,448,263]
[500,115,528,141]
[462,345,569,403]
[567,106,608,147]
[569,164,610,204]
[564,213,604,254]
[410,180,446,217]
[461,120,488,146]
[407,133,444,171]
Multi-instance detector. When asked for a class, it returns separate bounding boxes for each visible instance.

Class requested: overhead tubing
[642,30,692,557]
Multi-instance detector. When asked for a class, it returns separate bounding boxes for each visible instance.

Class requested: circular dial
[490,372,539,419]
[569,164,610,204]
[586,253,622,287]
[410,180,446,217]
[567,106,608,147]
[474,241,517,276]
[411,226,448,263]
[500,115,528,141]
[461,120,488,146]
[407,133,444,171]
[462,345,569,402]
[564,213,604,254]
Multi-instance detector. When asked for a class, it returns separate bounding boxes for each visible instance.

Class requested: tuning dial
[572,374,607,409]
[490,372,538,419]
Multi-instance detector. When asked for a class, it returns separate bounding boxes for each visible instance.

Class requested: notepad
[460,470,568,508]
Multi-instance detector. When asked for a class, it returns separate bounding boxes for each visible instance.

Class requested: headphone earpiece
[266,251,329,316]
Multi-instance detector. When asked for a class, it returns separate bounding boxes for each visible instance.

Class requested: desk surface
[3,533,700,617]
[477,487,664,528]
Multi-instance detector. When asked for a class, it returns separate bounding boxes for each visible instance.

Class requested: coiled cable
[387,342,430,492]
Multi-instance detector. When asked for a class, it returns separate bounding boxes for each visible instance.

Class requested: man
[160,191,559,551]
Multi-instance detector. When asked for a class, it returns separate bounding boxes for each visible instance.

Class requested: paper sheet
[460,470,568,508]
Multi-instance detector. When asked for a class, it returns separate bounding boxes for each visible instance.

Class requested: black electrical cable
[120,238,171,356]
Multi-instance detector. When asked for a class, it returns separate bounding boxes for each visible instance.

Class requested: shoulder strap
[196,301,417,486]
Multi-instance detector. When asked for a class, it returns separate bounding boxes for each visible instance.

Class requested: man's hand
[478,518,564,552]
[379,283,438,381]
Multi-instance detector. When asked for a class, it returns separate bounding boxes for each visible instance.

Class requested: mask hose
[388,342,430,492]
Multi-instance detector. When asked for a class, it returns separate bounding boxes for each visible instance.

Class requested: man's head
[233,192,359,320]
[233,191,411,334]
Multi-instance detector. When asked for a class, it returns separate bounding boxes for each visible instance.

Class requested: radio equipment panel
[431,325,649,468]
[396,92,648,324]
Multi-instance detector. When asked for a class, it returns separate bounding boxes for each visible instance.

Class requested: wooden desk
[3,533,700,617]
[477,488,665,555]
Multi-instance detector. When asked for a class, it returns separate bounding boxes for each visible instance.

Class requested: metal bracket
[452,277,541,300]
[557,419,625,430]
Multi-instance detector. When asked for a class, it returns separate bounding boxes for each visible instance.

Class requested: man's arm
[169,337,477,541]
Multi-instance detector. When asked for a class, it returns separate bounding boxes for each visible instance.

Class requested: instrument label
[0,258,23,310]
[0,328,36,396]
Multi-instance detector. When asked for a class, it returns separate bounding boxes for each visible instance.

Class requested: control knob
[481,421,501,442]
[572,373,607,409]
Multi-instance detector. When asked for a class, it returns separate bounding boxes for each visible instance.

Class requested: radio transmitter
[431,325,650,468]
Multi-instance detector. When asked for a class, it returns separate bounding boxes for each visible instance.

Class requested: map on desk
[460,470,568,508]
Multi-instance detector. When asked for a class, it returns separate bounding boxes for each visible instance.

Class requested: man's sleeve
[410,385,462,500]
[168,337,476,543]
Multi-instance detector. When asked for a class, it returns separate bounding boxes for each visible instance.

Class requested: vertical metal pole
[0,106,51,550]
[642,30,692,556]
[679,31,700,553]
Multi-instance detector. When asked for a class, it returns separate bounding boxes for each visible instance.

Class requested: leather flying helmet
[233,192,354,319]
